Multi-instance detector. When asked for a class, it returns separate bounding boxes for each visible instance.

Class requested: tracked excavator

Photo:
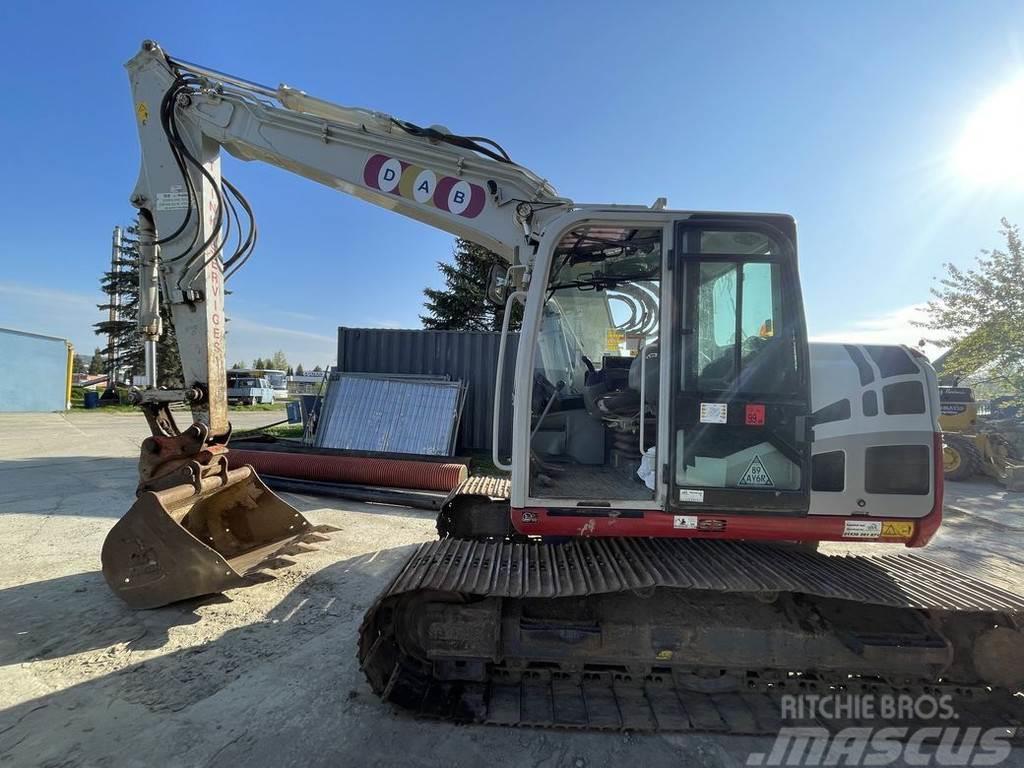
[103,42,1024,734]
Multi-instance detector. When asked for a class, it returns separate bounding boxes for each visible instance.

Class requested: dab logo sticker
[738,455,774,487]
[363,154,486,218]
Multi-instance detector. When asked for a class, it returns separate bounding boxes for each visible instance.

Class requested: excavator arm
[125,40,570,436]
[103,41,570,608]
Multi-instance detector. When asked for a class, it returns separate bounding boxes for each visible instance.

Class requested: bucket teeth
[278,543,319,556]
[300,533,332,544]
[311,524,341,534]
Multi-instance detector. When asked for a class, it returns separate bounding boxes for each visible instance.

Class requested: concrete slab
[0,411,1021,767]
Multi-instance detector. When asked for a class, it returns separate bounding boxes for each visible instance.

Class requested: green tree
[88,347,105,375]
[94,224,181,385]
[252,357,265,369]
[231,361,246,370]
[313,365,323,373]
[286,366,294,376]
[72,355,87,375]
[421,238,521,331]
[917,218,1024,393]
[269,350,288,370]
[295,364,305,376]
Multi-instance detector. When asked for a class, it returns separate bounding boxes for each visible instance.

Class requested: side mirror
[485,264,510,306]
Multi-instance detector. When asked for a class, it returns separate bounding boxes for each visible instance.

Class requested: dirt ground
[1,411,1022,768]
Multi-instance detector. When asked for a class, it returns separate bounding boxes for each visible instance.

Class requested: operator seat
[583,344,660,419]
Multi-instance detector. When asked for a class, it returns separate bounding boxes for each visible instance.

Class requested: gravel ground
[0,411,1021,768]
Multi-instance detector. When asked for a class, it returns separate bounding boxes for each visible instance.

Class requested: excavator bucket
[102,464,332,609]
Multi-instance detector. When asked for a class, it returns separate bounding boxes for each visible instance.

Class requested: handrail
[492,288,527,472]
[639,337,649,456]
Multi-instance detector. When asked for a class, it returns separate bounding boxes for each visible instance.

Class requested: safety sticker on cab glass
[745,403,766,426]
[738,455,774,488]
[699,403,727,424]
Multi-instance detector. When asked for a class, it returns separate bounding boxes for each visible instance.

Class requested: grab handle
[493,289,527,472]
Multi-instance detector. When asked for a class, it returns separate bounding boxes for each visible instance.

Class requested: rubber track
[384,537,1024,611]
[361,538,1024,733]
[374,671,1024,735]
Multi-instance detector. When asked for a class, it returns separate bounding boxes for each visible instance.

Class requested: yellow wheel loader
[939,386,1024,490]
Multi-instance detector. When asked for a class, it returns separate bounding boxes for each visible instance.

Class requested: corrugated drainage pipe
[227,449,467,492]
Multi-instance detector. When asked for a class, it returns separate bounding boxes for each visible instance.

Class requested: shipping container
[336,327,519,453]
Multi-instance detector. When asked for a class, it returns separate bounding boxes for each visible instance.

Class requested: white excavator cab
[512,215,810,512]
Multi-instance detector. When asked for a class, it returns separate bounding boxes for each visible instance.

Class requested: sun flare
[952,77,1024,186]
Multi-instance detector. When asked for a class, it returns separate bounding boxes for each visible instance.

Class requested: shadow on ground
[281,489,441,522]
[4,540,1022,767]
[0,544,735,768]
[924,502,1024,594]
[0,545,417,766]
[0,570,219,665]
[0,456,138,518]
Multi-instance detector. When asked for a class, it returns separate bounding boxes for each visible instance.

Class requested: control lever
[531,380,566,439]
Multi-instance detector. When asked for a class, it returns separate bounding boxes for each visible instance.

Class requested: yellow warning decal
[881,521,914,539]
[655,650,674,661]
[136,102,149,125]
[605,329,625,352]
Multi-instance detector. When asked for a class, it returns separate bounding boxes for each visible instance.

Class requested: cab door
[669,217,811,514]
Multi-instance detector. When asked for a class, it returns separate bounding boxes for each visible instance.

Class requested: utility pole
[102,226,122,401]
[137,216,160,389]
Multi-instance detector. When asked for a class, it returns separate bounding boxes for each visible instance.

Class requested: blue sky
[0,1,1022,368]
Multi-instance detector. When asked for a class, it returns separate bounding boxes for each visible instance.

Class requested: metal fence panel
[314,374,466,455]
[337,327,519,453]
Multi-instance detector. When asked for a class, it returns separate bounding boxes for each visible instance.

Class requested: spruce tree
[269,350,288,370]
[422,238,521,331]
[95,224,182,386]
[88,348,105,375]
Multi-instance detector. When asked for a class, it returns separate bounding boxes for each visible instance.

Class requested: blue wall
[0,328,69,412]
